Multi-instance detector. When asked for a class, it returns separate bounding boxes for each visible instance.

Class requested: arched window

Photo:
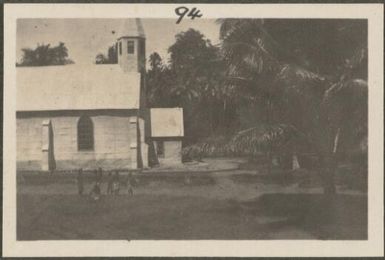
[77,116,94,151]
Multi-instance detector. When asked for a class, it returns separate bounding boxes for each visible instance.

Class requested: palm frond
[323,78,367,103]
[182,135,230,158]
[228,124,299,155]
[322,78,368,131]
[219,19,280,78]
[277,64,325,84]
[275,64,328,102]
[217,19,264,40]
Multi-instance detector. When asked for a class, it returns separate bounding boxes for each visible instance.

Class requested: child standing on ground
[112,171,120,195]
[76,168,84,195]
[127,172,134,196]
[90,182,101,201]
[106,171,113,195]
[97,167,103,183]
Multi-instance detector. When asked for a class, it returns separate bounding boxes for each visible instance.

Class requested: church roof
[17,64,141,111]
[150,108,184,137]
[117,18,145,39]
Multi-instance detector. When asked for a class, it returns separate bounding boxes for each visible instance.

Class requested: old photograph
[15,16,369,240]
[3,3,384,258]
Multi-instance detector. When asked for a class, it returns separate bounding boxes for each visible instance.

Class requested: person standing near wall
[77,168,84,195]
[106,171,113,195]
[90,181,101,201]
[112,171,120,195]
[93,169,98,183]
[97,167,103,183]
[127,172,134,196]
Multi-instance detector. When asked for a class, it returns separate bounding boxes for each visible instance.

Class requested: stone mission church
[16,19,184,171]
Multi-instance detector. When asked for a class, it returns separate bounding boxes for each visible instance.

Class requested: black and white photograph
[2,3,384,258]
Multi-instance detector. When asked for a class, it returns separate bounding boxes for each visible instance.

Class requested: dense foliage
[146,29,238,144]
[217,19,368,194]
[17,42,73,66]
[95,44,118,64]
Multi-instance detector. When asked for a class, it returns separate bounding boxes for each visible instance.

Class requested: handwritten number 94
[175,7,203,24]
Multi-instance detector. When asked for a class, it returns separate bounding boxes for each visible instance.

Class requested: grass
[17,168,367,240]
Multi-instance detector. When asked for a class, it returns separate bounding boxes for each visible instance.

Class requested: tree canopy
[147,29,237,144]
[217,18,368,194]
[17,42,74,66]
[95,44,118,64]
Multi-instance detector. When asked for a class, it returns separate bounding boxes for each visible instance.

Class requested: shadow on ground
[17,191,367,240]
[239,193,367,239]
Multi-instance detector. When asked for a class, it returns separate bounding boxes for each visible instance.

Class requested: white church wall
[17,117,43,170]
[16,114,139,171]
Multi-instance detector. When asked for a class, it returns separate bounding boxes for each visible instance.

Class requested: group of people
[76,168,134,201]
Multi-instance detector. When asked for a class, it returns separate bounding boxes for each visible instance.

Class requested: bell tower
[117,18,146,73]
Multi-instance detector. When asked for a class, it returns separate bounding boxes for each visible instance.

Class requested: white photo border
[3,3,384,257]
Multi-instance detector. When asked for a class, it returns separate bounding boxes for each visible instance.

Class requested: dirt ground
[17,166,367,240]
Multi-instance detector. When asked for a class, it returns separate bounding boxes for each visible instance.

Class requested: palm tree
[54,42,69,64]
[19,42,72,66]
[95,53,108,64]
[217,19,368,194]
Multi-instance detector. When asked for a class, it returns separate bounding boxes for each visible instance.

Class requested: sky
[17,18,221,65]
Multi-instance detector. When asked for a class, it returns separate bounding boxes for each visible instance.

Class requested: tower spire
[118,18,145,39]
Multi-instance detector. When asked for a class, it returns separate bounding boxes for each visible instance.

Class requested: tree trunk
[311,151,336,194]
[266,97,273,175]
[322,163,337,195]
[209,105,214,135]
[292,153,300,170]
[318,127,341,195]
[333,128,341,154]
[267,149,272,175]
